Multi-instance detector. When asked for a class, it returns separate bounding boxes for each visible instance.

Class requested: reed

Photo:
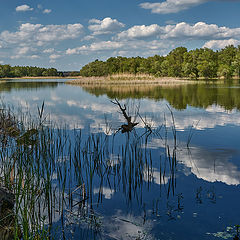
[66,74,193,86]
[0,100,180,239]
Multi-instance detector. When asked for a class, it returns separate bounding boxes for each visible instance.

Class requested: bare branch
[111,98,139,134]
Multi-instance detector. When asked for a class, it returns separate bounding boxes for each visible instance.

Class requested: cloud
[203,39,240,49]
[9,46,39,59]
[66,39,172,56]
[116,22,240,41]
[11,54,39,60]
[16,4,34,12]
[162,22,240,39]
[37,24,84,42]
[65,38,174,58]
[43,9,52,14]
[66,41,124,55]
[43,48,55,54]
[88,17,125,35]
[0,22,84,60]
[17,46,33,55]
[0,23,84,46]
[49,54,61,63]
[117,24,162,39]
[139,0,209,14]
[140,0,240,14]
[29,55,40,59]
[49,54,61,60]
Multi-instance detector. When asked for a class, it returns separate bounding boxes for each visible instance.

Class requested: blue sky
[1,0,240,71]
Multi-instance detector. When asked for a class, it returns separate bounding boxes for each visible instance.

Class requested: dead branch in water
[111,98,139,133]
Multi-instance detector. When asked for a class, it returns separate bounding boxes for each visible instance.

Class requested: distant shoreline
[66,75,197,86]
[0,75,196,84]
[1,75,239,85]
[0,76,75,80]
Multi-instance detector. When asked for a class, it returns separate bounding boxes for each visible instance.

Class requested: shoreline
[0,75,197,86]
[0,76,76,80]
[66,76,198,86]
[1,75,239,86]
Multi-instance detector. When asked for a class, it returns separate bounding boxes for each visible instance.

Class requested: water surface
[1,79,240,240]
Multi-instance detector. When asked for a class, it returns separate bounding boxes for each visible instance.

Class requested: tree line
[0,65,59,78]
[79,45,240,79]
[83,83,240,110]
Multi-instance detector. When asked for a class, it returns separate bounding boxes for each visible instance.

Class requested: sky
[1,0,240,71]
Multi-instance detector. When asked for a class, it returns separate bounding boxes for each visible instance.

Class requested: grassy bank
[66,74,196,86]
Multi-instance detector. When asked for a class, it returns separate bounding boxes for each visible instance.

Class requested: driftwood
[111,98,139,133]
[0,188,16,240]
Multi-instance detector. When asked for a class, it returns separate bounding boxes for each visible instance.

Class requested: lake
[1,78,240,240]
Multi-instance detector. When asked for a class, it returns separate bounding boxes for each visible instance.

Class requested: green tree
[217,45,236,78]
[80,59,109,77]
[233,46,240,78]
[0,64,12,78]
[217,64,233,78]
[146,55,164,76]
[165,47,187,77]
[183,49,200,78]
[197,48,218,78]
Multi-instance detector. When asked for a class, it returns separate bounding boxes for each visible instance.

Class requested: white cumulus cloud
[203,39,240,49]
[16,4,34,12]
[10,46,39,59]
[0,23,84,60]
[140,0,240,14]
[43,48,55,54]
[88,17,125,35]
[43,9,52,14]
[49,54,61,60]
[117,24,162,39]
[29,55,40,59]
[66,38,175,57]
[17,46,32,55]
[0,23,84,46]
[117,22,240,41]
[140,0,208,14]
[163,22,240,39]
[37,24,84,42]
[66,41,124,55]
[49,54,61,63]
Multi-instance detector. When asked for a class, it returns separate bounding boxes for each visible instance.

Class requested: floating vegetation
[206,225,240,239]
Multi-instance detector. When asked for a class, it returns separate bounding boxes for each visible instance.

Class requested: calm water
[1,79,240,240]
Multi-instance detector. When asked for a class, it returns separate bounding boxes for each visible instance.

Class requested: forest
[79,45,240,79]
[0,65,58,78]
[1,45,240,79]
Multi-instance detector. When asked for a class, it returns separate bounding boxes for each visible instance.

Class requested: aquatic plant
[0,100,180,239]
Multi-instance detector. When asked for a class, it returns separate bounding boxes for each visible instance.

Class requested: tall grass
[0,101,180,239]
